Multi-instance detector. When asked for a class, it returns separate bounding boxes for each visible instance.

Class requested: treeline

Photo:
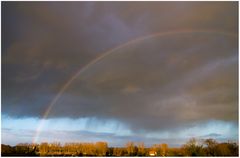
[1,138,238,156]
[1,143,37,156]
[181,138,238,156]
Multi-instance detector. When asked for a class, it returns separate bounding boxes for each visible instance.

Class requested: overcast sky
[2,1,238,147]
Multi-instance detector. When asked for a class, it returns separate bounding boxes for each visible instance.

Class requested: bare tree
[126,141,135,156]
[137,142,145,156]
[39,142,49,156]
[95,141,108,156]
[182,138,205,156]
[161,143,168,156]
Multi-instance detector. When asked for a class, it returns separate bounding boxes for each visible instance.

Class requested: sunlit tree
[126,142,135,156]
[113,147,126,156]
[39,142,49,156]
[217,143,230,156]
[137,142,145,156]
[182,138,205,156]
[150,144,161,156]
[95,141,108,156]
[204,138,218,156]
[161,143,168,156]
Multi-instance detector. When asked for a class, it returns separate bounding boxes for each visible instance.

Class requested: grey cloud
[46,32,238,133]
[2,2,238,134]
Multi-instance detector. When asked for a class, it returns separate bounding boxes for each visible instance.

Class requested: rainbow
[33,29,237,143]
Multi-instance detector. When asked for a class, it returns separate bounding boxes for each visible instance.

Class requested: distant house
[149,150,157,156]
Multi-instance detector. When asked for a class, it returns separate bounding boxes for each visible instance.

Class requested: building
[149,150,157,156]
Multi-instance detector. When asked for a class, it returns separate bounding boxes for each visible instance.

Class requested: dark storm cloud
[49,33,237,132]
[2,2,238,132]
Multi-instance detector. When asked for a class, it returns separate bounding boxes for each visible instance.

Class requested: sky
[1,2,239,147]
